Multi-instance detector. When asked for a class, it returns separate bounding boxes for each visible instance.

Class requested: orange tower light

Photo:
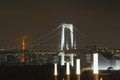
[20,39,25,63]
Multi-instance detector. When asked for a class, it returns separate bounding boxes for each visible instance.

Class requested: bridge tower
[59,23,76,66]
[20,39,25,63]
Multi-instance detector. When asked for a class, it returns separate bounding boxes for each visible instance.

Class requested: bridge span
[0,23,120,70]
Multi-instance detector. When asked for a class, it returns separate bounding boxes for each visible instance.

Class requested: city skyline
[0,0,120,48]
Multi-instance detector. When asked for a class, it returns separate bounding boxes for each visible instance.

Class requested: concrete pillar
[66,62,70,80]
[76,59,80,80]
[54,63,58,80]
[70,54,74,66]
[61,53,65,66]
[93,53,99,80]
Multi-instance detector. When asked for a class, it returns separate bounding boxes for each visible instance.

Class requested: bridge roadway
[0,48,94,65]
[0,48,95,55]
[0,48,120,70]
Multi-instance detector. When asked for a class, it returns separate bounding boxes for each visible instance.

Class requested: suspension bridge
[0,23,119,70]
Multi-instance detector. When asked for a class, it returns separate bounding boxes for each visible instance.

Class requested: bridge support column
[76,59,80,80]
[59,52,75,66]
[66,62,70,80]
[61,54,65,66]
[59,52,65,66]
[93,53,99,80]
[70,54,74,67]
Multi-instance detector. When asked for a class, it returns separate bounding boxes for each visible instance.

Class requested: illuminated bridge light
[100,78,103,80]
[60,23,74,51]
[76,59,80,75]
[93,53,99,74]
[54,63,58,76]
[66,62,70,75]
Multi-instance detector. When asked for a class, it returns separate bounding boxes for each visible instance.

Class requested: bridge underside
[0,49,120,70]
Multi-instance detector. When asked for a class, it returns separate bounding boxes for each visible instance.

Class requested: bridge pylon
[59,23,76,67]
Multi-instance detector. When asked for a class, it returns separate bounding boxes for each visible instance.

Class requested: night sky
[0,0,120,48]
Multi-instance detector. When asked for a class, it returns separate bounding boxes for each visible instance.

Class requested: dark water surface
[0,64,120,80]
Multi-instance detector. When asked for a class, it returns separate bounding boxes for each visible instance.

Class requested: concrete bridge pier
[59,52,75,67]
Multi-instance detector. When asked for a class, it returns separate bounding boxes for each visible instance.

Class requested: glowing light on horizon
[20,39,25,63]
[22,39,25,50]
[76,59,80,75]
[93,53,99,74]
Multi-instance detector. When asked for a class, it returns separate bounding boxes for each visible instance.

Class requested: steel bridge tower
[59,23,76,66]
